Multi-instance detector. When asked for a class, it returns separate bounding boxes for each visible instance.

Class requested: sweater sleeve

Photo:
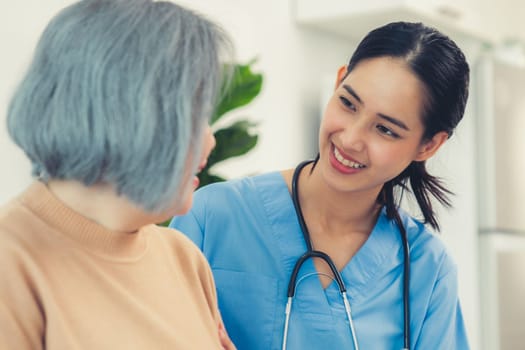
[0,234,45,350]
[161,223,221,326]
[199,254,222,325]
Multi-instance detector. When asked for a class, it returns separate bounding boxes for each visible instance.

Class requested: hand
[218,321,236,350]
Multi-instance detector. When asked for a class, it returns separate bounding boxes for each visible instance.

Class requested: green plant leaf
[159,219,171,227]
[212,62,263,123]
[207,120,258,167]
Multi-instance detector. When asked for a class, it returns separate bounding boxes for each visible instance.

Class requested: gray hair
[7,0,232,212]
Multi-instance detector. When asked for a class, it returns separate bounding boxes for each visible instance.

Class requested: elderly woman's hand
[219,321,236,350]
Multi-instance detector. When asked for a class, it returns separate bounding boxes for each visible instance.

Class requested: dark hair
[347,21,470,231]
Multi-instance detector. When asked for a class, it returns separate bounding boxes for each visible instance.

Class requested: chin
[149,203,191,226]
[172,198,193,218]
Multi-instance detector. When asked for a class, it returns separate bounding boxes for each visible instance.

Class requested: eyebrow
[342,84,362,104]
[378,113,410,131]
[342,84,410,131]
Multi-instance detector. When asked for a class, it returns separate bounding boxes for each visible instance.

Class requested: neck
[47,180,154,233]
[298,162,382,235]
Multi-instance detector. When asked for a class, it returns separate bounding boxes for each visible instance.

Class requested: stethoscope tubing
[283,252,360,350]
[287,160,411,350]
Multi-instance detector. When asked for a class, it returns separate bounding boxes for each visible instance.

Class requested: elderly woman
[0,0,235,349]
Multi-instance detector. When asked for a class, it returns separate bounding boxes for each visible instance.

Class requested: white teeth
[333,147,365,169]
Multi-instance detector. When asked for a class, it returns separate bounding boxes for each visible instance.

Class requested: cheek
[369,142,416,175]
[202,127,216,157]
[170,184,194,216]
[319,105,342,141]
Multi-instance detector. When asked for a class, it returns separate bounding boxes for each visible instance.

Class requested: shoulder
[170,171,291,246]
[196,171,283,197]
[0,201,47,349]
[0,197,51,307]
[149,225,208,264]
[0,198,46,262]
[149,225,218,283]
[191,171,285,212]
[398,210,457,277]
[0,182,67,261]
[149,225,218,299]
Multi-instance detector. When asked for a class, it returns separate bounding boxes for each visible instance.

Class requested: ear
[414,131,449,161]
[335,65,347,90]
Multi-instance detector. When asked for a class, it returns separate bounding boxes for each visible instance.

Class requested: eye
[376,124,400,139]
[339,96,357,112]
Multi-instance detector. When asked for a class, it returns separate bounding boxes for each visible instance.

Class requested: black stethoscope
[282,160,411,350]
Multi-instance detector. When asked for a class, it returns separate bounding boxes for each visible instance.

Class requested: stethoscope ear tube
[395,214,411,350]
[287,250,346,297]
[291,160,315,251]
[284,249,359,350]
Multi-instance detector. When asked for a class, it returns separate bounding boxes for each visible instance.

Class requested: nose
[340,119,366,153]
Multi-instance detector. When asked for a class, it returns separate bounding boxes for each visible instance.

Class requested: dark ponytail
[382,162,452,231]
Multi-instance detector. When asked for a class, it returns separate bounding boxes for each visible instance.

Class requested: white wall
[0,2,78,203]
[1,1,482,348]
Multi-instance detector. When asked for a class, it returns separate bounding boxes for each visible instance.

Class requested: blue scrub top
[170,172,470,350]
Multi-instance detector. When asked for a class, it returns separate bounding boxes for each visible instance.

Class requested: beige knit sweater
[0,181,224,349]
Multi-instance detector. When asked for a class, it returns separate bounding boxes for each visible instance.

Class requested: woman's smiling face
[318,56,443,196]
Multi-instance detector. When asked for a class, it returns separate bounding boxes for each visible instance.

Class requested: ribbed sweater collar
[19,181,149,262]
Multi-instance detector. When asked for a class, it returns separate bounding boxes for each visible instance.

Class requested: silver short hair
[7,0,232,212]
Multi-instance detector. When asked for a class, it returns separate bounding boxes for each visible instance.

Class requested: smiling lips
[333,146,366,169]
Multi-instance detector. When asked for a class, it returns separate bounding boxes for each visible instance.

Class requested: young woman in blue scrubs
[171,22,470,349]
